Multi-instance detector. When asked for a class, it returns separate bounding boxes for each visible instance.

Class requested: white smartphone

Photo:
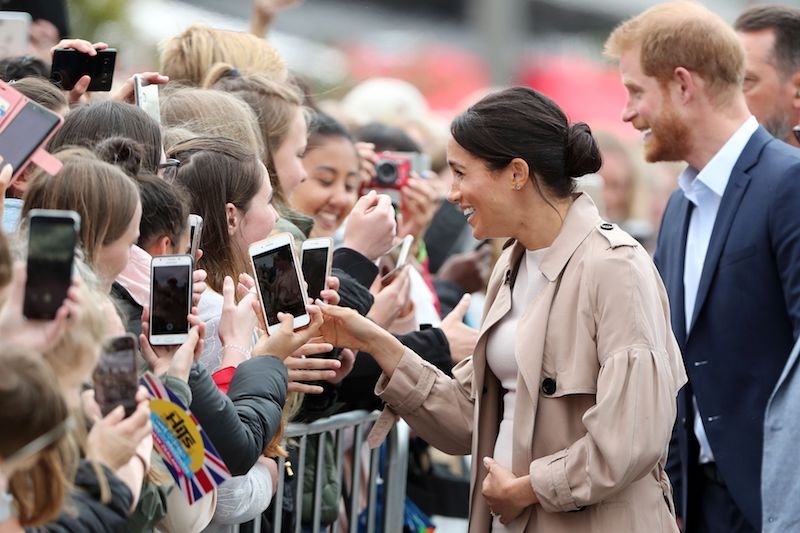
[149,254,193,346]
[187,213,203,260]
[0,12,31,60]
[301,237,333,302]
[249,233,311,335]
[133,74,160,125]
[378,235,414,283]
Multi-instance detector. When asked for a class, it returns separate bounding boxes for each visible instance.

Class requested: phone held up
[149,255,193,346]
[301,237,333,302]
[50,48,117,92]
[250,233,310,335]
[23,209,80,320]
[0,80,64,183]
[133,74,160,124]
[93,334,139,418]
[378,234,414,285]
[187,214,203,261]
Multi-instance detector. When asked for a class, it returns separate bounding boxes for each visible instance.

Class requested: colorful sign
[141,372,230,504]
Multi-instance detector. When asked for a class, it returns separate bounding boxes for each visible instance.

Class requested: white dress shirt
[678,115,758,464]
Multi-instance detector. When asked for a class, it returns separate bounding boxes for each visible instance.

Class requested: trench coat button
[541,377,557,395]
[600,223,614,230]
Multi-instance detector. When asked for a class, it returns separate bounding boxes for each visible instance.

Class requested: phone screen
[93,335,138,417]
[0,102,61,173]
[253,243,306,326]
[135,82,160,124]
[302,248,328,301]
[50,49,116,91]
[150,264,191,336]
[23,214,77,320]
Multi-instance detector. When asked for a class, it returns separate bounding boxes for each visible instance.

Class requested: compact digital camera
[367,152,412,190]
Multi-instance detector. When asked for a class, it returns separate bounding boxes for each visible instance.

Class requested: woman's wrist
[512,474,538,507]
[366,328,406,377]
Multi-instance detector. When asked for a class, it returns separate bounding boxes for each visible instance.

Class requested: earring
[514,183,522,191]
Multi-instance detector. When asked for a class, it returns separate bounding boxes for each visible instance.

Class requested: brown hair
[47,101,163,174]
[735,4,800,80]
[2,346,72,526]
[160,24,287,85]
[21,149,140,268]
[604,1,745,105]
[451,86,601,200]
[160,87,266,162]
[10,76,68,113]
[167,137,263,293]
[206,67,304,206]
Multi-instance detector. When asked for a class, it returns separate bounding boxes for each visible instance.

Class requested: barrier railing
[232,410,409,533]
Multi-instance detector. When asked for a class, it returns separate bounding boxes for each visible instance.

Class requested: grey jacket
[762,335,800,532]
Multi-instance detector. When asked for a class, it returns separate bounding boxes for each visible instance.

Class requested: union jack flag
[141,372,231,504]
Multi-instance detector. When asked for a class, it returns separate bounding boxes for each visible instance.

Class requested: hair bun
[565,122,602,178]
[95,136,145,177]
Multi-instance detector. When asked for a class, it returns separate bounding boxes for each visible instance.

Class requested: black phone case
[50,49,116,92]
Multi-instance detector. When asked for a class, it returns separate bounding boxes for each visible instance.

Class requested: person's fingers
[276,312,295,336]
[288,382,324,394]
[292,342,335,357]
[284,355,340,371]
[135,385,150,403]
[239,272,256,290]
[354,190,379,212]
[221,276,236,313]
[288,369,337,382]
[444,293,471,325]
[103,404,126,425]
[139,333,160,370]
[325,275,340,292]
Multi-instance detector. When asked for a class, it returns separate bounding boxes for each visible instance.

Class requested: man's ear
[225,202,239,237]
[671,67,698,105]
[790,71,800,111]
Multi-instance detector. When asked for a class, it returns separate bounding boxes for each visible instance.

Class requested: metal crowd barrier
[233,410,409,533]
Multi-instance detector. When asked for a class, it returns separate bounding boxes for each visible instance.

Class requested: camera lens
[375,160,398,186]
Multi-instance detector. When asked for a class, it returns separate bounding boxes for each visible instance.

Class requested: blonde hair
[160,87,266,162]
[160,24,287,85]
[21,149,140,269]
[204,67,304,206]
[604,1,745,105]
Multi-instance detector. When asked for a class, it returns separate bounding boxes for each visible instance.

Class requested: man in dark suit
[605,2,800,532]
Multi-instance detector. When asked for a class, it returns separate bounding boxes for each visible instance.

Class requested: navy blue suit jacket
[654,127,800,529]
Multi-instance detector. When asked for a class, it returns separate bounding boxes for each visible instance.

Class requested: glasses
[158,158,181,180]
[0,416,74,476]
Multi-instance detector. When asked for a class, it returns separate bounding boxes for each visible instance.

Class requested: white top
[678,115,758,464]
[486,247,549,532]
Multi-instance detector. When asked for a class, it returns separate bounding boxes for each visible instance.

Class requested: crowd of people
[2,1,800,532]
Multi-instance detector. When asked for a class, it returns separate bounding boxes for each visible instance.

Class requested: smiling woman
[289,112,361,238]
[318,86,687,532]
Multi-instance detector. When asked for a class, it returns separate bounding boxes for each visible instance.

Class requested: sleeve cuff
[530,449,581,512]
[374,348,437,415]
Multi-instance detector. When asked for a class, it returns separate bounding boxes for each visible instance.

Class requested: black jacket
[188,356,288,476]
[28,461,133,532]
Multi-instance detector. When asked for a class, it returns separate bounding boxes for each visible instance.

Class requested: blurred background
[41,0,760,134]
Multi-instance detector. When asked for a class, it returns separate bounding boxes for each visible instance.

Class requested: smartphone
[0,86,63,182]
[133,74,160,124]
[50,48,117,92]
[187,214,203,260]
[149,254,193,346]
[378,235,414,283]
[23,209,80,320]
[249,233,310,335]
[0,12,31,59]
[301,237,333,302]
[93,334,139,418]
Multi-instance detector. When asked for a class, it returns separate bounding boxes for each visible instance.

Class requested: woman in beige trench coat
[319,86,687,532]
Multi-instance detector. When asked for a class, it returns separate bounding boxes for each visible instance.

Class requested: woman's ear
[144,235,172,258]
[509,158,530,190]
[225,202,240,237]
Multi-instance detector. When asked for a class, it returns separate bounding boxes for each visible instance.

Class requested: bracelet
[134,452,149,473]
[223,344,252,358]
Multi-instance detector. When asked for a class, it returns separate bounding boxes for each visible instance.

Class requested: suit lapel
[669,197,692,349]
[687,128,770,332]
